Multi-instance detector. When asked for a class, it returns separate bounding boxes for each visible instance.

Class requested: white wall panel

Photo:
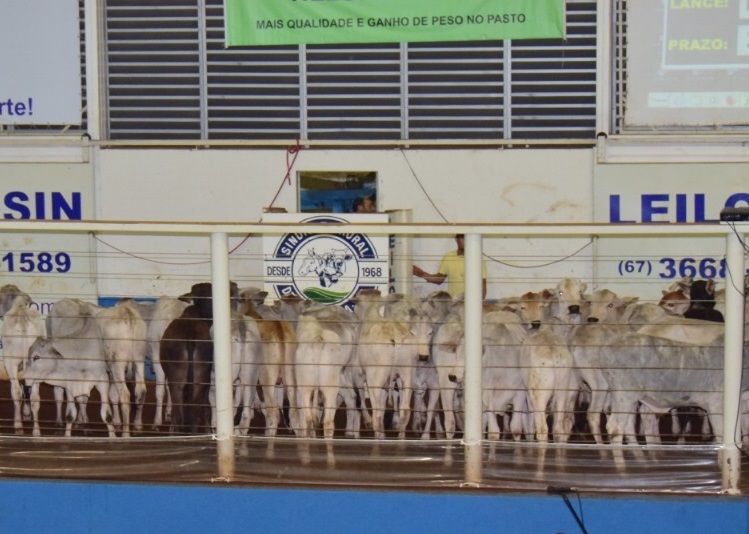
[97,148,593,300]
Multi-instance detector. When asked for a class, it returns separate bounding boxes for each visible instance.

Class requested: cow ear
[706,279,716,293]
[676,277,692,291]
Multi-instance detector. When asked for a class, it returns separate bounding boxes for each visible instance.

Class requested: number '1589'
[1,252,72,273]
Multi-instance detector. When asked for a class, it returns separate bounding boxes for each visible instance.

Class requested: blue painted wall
[1,480,747,534]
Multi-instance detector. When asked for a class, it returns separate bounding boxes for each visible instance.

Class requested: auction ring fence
[0,220,746,495]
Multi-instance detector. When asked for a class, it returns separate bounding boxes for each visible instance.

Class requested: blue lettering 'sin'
[3,191,82,220]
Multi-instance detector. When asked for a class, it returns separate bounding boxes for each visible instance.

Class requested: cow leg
[527,371,554,443]
[152,362,167,430]
[439,382,458,440]
[65,396,78,438]
[131,361,147,434]
[512,391,531,441]
[552,372,578,444]
[106,381,123,434]
[411,387,427,434]
[166,380,184,434]
[54,386,66,429]
[358,385,373,430]
[297,384,317,439]
[9,378,25,435]
[75,396,93,435]
[388,377,401,431]
[110,363,131,437]
[484,399,501,441]
[369,386,389,440]
[397,383,413,440]
[95,382,117,438]
[260,368,281,437]
[235,381,254,436]
[337,387,360,439]
[29,382,42,437]
[336,368,361,438]
[638,405,662,445]
[586,388,609,445]
[607,392,639,447]
[420,387,441,440]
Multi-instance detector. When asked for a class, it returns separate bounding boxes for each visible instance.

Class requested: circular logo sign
[266,215,386,309]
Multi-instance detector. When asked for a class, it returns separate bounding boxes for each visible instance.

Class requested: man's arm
[413,265,447,286]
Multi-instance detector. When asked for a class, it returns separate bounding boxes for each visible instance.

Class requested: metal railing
[1,218,746,492]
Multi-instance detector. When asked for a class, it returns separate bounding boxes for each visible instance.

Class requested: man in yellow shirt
[412,234,487,299]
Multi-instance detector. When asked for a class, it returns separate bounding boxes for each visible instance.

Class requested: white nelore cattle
[145,295,190,429]
[473,310,529,441]
[209,308,263,435]
[355,291,432,439]
[636,314,724,346]
[411,290,459,439]
[429,307,466,439]
[512,283,582,443]
[96,300,148,436]
[294,303,359,440]
[238,292,298,437]
[45,297,148,437]
[0,285,46,434]
[568,289,638,444]
[601,331,728,448]
[21,337,117,438]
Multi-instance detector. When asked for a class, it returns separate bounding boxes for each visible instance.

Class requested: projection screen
[625,0,749,128]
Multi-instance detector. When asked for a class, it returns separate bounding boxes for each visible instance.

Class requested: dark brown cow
[159,282,238,434]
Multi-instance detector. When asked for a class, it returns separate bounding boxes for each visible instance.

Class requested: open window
[298,171,377,213]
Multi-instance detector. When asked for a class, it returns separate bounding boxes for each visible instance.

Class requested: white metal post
[211,232,235,480]
[84,0,104,140]
[463,232,483,485]
[722,226,746,493]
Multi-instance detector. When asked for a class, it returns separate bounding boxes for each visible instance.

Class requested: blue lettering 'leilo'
[3,191,82,220]
[608,195,636,223]
[673,193,718,222]
[642,194,670,222]
[726,193,749,209]
[610,193,729,223]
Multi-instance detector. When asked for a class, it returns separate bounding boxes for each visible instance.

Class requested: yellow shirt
[438,250,487,297]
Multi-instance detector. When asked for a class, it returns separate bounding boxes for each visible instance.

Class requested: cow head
[586,289,639,324]
[553,278,587,320]
[512,290,553,330]
[659,288,690,316]
[188,282,214,319]
[689,279,717,309]
[0,284,27,319]
[19,337,60,383]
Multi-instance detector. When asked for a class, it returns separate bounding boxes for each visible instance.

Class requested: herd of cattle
[0,276,746,450]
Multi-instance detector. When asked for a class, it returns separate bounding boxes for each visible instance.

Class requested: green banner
[224,0,565,47]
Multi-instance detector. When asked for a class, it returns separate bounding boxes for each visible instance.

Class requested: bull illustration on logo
[297,248,353,288]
